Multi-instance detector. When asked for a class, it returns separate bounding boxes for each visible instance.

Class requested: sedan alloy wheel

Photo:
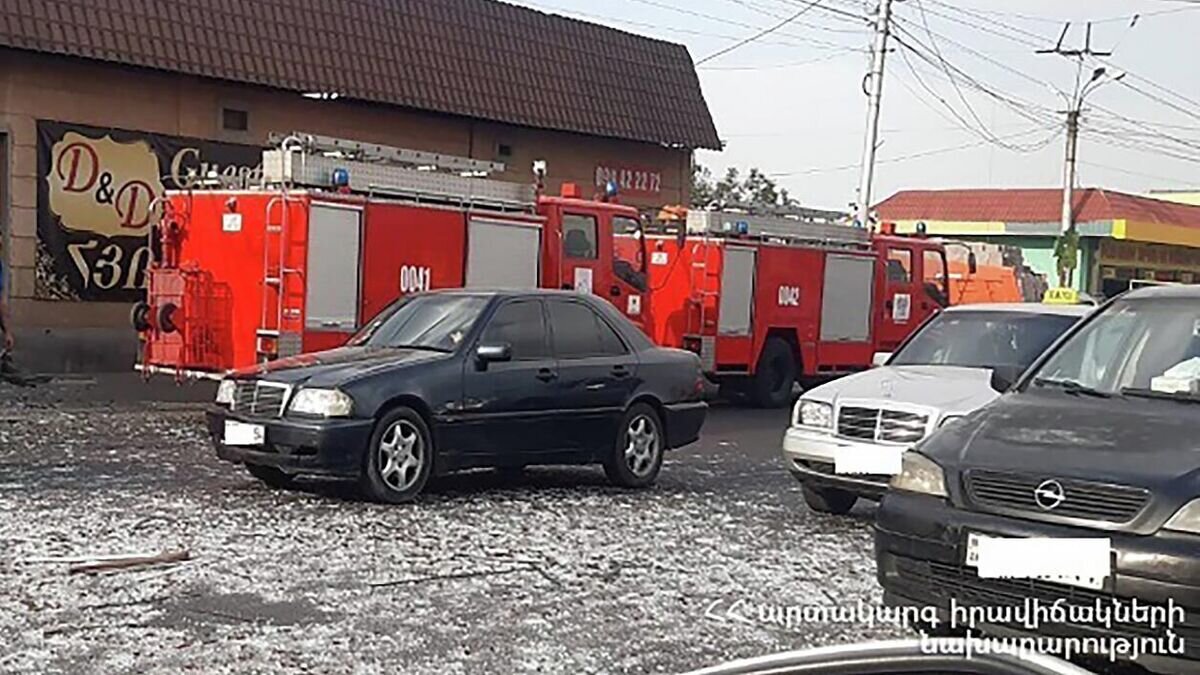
[624,414,660,478]
[378,419,425,492]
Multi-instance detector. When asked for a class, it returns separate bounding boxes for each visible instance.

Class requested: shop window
[222,107,249,132]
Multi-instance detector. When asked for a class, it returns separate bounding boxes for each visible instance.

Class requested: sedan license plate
[223,420,265,447]
[965,531,1110,591]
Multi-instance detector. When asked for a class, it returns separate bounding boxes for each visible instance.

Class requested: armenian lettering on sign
[36,120,262,302]
[594,165,663,197]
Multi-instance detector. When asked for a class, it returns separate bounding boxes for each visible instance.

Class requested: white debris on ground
[0,388,907,674]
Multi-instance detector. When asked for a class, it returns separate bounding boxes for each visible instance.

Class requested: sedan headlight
[889,452,948,497]
[1163,499,1200,534]
[796,400,833,429]
[215,379,237,406]
[289,388,354,417]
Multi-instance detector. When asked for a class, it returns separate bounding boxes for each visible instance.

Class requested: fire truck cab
[622,211,949,407]
[134,133,649,377]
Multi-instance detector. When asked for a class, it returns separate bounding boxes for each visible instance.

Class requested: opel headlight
[889,452,948,497]
[796,400,833,429]
[1163,499,1200,534]
[215,379,237,406]
[289,388,354,417]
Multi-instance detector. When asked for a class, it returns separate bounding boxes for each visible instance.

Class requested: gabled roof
[0,0,721,149]
[876,188,1200,227]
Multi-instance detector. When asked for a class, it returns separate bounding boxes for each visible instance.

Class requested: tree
[691,164,796,209]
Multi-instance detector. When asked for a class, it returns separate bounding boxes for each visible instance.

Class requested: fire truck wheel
[750,338,796,409]
[604,403,664,488]
[246,464,296,490]
[802,485,857,515]
[360,406,434,504]
[158,303,179,334]
[130,302,152,332]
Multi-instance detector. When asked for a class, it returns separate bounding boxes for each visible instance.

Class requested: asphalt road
[0,380,1151,674]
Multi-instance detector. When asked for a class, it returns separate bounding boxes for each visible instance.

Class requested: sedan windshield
[1034,297,1200,396]
[348,294,488,352]
[890,310,1080,370]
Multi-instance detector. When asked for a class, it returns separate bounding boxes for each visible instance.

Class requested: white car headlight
[289,388,354,417]
[215,379,237,406]
[797,400,833,429]
[1163,499,1200,534]
[889,452,948,497]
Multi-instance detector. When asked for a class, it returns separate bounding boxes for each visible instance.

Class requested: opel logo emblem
[1034,479,1066,511]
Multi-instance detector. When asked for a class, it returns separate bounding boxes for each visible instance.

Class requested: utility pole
[1038,23,1115,288]
[855,0,893,230]
[1058,108,1079,284]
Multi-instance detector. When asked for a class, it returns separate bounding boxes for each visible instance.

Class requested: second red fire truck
[135,132,953,407]
[617,210,950,407]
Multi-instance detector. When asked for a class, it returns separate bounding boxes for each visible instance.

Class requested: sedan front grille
[836,406,929,444]
[964,470,1150,524]
[231,380,292,418]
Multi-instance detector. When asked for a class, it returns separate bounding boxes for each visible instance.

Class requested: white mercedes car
[782,302,1091,515]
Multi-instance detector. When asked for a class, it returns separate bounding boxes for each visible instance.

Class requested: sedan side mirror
[989,364,1022,393]
[872,351,892,367]
[475,343,512,366]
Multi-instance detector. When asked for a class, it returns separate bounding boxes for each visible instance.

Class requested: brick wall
[0,49,690,372]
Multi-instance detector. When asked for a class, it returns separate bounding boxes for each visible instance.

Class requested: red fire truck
[133,133,648,377]
[615,210,951,407]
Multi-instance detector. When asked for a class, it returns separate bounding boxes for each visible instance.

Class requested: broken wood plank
[68,550,191,575]
[369,566,528,588]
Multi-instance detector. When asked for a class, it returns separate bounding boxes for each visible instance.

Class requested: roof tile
[0,0,719,149]
[877,188,1200,229]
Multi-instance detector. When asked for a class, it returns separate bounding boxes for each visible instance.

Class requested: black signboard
[36,120,261,302]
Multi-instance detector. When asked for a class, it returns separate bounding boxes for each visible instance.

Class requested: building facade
[876,188,1200,299]
[0,0,720,373]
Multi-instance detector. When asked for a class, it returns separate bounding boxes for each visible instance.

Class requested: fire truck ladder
[262,132,536,212]
[687,238,721,370]
[258,192,302,360]
[685,210,871,251]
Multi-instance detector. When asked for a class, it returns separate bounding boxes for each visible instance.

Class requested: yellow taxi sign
[1043,287,1079,304]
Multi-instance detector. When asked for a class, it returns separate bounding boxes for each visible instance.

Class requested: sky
[510,0,1200,210]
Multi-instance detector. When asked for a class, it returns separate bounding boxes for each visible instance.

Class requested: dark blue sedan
[208,289,708,502]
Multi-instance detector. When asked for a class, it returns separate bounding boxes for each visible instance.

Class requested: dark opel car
[207,290,708,502]
[876,285,1200,674]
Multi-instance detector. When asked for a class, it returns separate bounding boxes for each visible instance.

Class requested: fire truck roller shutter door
[305,204,364,332]
[465,218,542,290]
[718,247,756,336]
[820,254,874,342]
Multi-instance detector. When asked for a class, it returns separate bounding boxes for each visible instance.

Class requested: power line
[519,1,853,50]
[890,26,1060,128]
[718,0,867,34]
[767,125,1060,177]
[625,0,861,52]
[698,51,852,70]
[1082,129,1200,166]
[696,0,832,66]
[924,0,1200,28]
[909,0,1016,149]
[1077,160,1198,187]
[769,0,870,23]
[892,46,1060,152]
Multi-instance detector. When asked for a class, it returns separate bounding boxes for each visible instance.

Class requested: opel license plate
[223,420,265,447]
